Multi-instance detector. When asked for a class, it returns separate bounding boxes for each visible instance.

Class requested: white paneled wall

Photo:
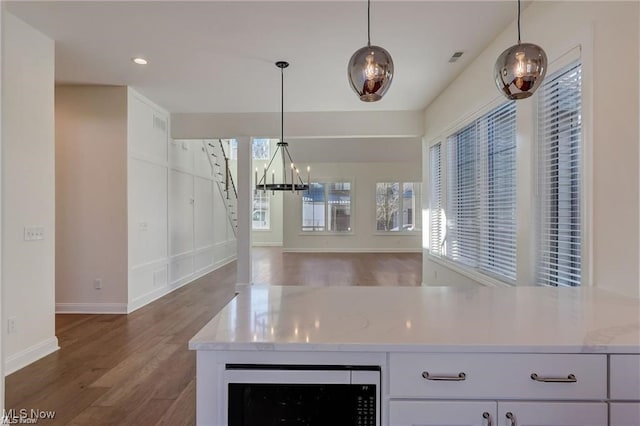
[127,90,170,310]
[169,139,236,291]
[56,87,237,320]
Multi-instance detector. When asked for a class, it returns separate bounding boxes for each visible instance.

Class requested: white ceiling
[7,1,517,114]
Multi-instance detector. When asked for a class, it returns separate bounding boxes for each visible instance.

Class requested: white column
[235,136,252,286]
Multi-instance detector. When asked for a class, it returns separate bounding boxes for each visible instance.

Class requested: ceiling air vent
[448,51,464,63]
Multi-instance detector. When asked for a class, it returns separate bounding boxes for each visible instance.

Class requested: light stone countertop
[189,285,640,354]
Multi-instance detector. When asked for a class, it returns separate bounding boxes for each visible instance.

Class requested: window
[376,182,421,231]
[536,61,582,287]
[227,139,270,160]
[428,144,443,255]
[227,139,238,160]
[445,101,517,282]
[302,182,352,232]
[252,190,269,230]
[252,139,270,160]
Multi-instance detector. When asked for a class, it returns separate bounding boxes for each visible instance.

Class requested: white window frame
[444,101,517,284]
[301,180,354,234]
[424,43,592,289]
[375,181,422,234]
[534,54,586,287]
[252,189,270,231]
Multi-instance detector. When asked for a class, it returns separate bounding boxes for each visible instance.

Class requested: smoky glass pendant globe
[348,45,394,102]
[494,42,548,100]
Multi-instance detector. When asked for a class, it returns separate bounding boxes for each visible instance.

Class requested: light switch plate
[24,226,44,241]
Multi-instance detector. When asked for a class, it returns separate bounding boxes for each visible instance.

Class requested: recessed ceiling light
[132,57,148,65]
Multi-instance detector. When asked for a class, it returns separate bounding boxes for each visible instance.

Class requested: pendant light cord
[367,0,371,47]
[280,66,284,143]
[517,0,521,44]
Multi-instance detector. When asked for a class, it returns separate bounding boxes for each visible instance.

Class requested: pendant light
[494,0,547,100]
[347,0,394,102]
[255,61,309,193]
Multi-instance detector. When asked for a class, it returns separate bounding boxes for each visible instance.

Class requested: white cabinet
[610,403,640,426]
[497,402,607,426]
[389,353,606,400]
[388,401,607,426]
[388,353,609,426]
[610,355,640,400]
[610,355,640,426]
[389,401,495,426]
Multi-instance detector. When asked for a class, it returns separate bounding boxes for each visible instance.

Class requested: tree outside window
[376,182,419,231]
[252,139,270,160]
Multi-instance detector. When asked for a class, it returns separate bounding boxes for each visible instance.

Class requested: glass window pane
[402,183,416,231]
[327,182,351,232]
[302,183,325,231]
[252,190,269,230]
[376,183,400,231]
[445,101,516,282]
[537,62,582,287]
[252,139,270,160]
[229,139,238,160]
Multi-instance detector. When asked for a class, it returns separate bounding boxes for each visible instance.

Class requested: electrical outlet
[94,279,103,290]
[7,317,17,334]
[24,226,45,241]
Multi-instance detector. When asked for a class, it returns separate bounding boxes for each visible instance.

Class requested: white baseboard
[128,255,237,314]
[252,242,283,247]
[56,303,128,314]
[127,285,172,313]
[5,336,59,376]
[281,248,422,253]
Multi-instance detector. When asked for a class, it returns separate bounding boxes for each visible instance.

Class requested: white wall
[56,86,128,312]
[2,12,58,374]
[1,0,5,403]
[283,161,422,252]
[127,89,170,311]
[56,88,236,316]
[423,1,640,298]
[169,139,237,290]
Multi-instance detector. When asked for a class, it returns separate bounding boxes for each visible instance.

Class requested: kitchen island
[189,285,640,425]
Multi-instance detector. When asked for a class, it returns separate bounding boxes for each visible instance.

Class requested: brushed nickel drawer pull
[482,411,492,426]
[506,411,516,426]
[530,373,577,383]
[421,371,466,381]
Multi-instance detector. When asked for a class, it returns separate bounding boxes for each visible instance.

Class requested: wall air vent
[153,115,167,132]
[448,51,464,63]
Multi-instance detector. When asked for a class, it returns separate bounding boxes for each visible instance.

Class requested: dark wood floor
[5,249,421,425]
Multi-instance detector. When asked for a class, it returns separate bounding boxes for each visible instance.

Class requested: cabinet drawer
[610,355,640,400]
[389,353,606,399]
[610,403,640,426]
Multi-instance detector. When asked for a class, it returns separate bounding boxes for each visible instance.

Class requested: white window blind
[429,144,443,255]
[478,102,517,280]
[446,102,516,281]
[537,61,582,287]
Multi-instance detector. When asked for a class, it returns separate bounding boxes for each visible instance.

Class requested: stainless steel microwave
[224,364,381,426]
